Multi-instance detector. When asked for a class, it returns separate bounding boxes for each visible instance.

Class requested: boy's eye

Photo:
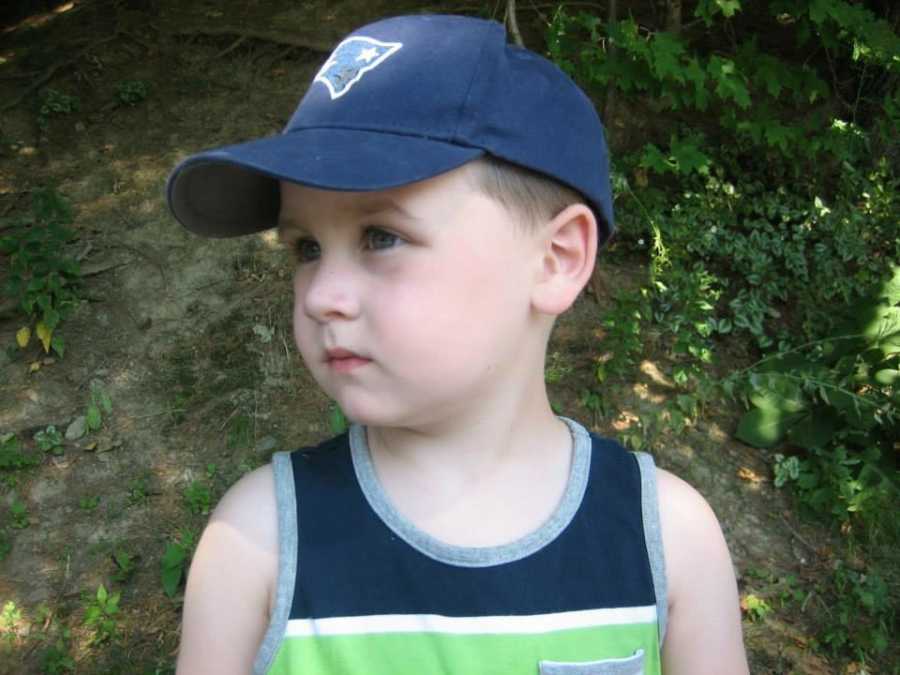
[293,238,321,263]
[364,227,402,251]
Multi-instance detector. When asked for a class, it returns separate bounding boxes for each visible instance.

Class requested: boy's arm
[656,468,749,675]
[176,464,279,675]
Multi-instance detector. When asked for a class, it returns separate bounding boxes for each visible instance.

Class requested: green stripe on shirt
[267,617,660,674]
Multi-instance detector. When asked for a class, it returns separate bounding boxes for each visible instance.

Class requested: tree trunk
[603,0,618,123]
[506,0,524,47]
[666,0,683,35]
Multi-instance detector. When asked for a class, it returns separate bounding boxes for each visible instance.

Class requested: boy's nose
[299,260,362,323]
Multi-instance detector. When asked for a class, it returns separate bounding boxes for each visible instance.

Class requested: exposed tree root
[0,34,119,113]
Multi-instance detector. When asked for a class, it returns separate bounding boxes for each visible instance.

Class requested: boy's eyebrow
[276,197,418,232]
[351,196,418,220]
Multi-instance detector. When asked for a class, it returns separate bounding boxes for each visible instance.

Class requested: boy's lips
[325,348,372,372]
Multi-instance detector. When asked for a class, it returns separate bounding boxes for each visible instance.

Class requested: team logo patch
[314,36,403,100]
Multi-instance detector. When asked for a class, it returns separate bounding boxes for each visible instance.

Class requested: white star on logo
[356,46,379,63]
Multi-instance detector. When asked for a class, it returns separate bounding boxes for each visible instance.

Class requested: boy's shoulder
[202,461,280,591]
[654,466,748,671]
[176,462,280,673]
[655,466,727,565]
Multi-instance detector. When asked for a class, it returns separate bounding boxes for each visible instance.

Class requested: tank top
[253,418,667,674]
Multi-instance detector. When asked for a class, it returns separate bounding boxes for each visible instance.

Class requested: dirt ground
[0,1,863,673]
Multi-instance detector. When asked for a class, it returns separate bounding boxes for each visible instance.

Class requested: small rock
[255,436,278,453]
[65,416,86,440]
[96,436,122,453]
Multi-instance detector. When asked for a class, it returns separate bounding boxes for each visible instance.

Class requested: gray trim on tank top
[349,417,591,568]
[252,452,298,675]
[634,451,668,645]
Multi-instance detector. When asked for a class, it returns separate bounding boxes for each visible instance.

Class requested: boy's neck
[366,366,562,471]
[363,372,574,548]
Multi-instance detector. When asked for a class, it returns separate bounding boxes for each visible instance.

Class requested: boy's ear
[531,203,598,316]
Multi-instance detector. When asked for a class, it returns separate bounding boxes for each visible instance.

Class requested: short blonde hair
[468,155,586,229]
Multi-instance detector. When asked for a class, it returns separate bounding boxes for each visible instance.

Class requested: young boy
[167,14,748,675]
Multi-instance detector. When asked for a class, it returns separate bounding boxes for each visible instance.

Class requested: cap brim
[167,128,485,237]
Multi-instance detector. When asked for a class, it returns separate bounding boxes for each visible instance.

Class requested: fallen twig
[79,260,126,277]
[169,27,334,54]
[780,514,817,554]
[206,35,247,61]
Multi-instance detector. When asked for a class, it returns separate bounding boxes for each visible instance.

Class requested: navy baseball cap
[166,14,615,244]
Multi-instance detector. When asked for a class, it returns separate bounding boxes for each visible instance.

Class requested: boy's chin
[331,398,434,431]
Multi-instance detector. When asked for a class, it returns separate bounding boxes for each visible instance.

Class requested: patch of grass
[34,425,63,456]
[126,475,151,507]
[9,499,29,529]
[79,495,100,511]
[741,593,773,622]
[1,187,81,360]
[85,380,113,433]
[0,432,38,471]
[544,350,574,384]
[36,88,79,130]
[111,548,137,584]
[40,632,75,674]
[182,480,211,516]
[114,79,149,106]
[82,584,120,645]
[0,529,11,561]
[1,600,22,643]
[819,564,893,663]
[226,414,253,450]
[156,311,265,431]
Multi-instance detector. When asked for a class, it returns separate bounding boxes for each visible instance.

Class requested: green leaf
[709,56,751,109]
[873,369,899,386]
[682,57,709,109]
[764,122,797,153]
[96,584,107,604]
[51,334,65,358]
[43,306,60,331]
[808,0,828,24]
[716,0,741,18]
[161,542,188,598]
[826,389,874,430]
[161,542,187,570]
[735,407,802,448]
[880,265,900,305]
[670,136,711,174]
[749,374,808,413]
[329,405,348,435]
[649,32,686,83]
[785,411,836,450]
[161,564,183,599]
[639,143,675,174]
[693,0,741,24]
[753,55,785,98]
[85,404,102,431]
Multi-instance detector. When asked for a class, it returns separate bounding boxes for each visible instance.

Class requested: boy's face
[278,165,547,428]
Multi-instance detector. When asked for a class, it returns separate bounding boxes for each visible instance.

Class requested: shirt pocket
[538,649,645,675]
